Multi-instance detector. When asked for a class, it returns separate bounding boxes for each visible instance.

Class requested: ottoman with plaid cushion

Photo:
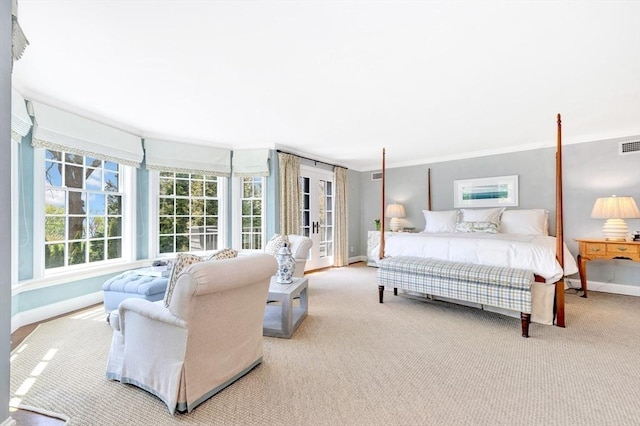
[377,256,534,337]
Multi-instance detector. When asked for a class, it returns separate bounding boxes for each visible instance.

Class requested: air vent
[619,141,640,155]
[371,171,383,181]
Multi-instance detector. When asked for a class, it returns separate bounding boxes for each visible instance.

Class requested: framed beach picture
[454,175,519,208]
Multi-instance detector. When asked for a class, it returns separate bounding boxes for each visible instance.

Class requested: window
[157,172,223,254]
[43,149,124,269]
[238,176,265,250]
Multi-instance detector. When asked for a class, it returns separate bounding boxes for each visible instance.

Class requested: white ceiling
[11,0,640,171]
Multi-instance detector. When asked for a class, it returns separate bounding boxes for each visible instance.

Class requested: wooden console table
[574,238,640,298]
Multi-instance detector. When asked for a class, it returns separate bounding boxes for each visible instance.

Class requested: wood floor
[10,305,102,425]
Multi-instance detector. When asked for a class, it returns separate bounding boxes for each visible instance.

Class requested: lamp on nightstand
[386,203,406,232]
[591,195,640,241]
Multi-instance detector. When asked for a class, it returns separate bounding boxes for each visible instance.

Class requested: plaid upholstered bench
[376,256,535,337]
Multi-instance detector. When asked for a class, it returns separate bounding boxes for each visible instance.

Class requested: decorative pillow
[265,234,289,256]
[164,253,203,307]
[206,248,238,261]
[500,209,548,235]
[422,210,458,233]
[456,221,499,234]
[459,208,504,223]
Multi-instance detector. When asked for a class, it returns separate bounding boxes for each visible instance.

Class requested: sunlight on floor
[11,345,59,406]
[70,306,107,321]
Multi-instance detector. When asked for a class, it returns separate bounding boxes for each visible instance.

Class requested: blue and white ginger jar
[276,243,295,284]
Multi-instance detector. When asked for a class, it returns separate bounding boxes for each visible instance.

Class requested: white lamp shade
[386,204,405,231]
[591,196,640,241]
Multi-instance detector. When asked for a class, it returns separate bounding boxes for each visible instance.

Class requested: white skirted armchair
[105,253,277,414]
[287,235,313,277]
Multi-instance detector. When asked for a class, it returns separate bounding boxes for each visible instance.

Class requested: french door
[300,165,334,270]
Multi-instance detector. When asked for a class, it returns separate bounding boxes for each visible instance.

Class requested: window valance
[232,149,270,177]
[144,139,231,177]
[29,101,144,167]
[11,88,32,143]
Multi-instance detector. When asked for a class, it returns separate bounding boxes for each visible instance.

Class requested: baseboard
[576,279,640,297]
[10,291,103,333]
[1,416,16,426]
[348,255,367,264]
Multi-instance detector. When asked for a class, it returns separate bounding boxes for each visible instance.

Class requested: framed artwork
[454,175,519,208]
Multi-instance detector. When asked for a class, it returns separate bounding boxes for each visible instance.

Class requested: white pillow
[422,210,458,233]
[456,221,499,234]
[500,209,548,235]
[459,208,504,223]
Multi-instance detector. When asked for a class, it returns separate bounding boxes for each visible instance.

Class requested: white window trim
[32,147,136,280]
[232,176,266,252]
[148,170,228,258]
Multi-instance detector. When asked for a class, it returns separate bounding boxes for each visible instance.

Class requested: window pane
[159,178,174,196]
[108,217,122,237]
[88,194,106,215]
[159,236,174,253]
[190,179,204,197]
[68,241,85,265]
[45,189,65,212]
[45,217,65,242]
[175,179,189,196]
[68,191,86,216]
[159,217,174,234]
[159,198,174,215]
[45,243,65,268]
[86,168,102,191]
[176,199,189,215]
[191,199,204,215]
[176,236,189,252]
[107,194,122,215]
[205,181,217,197]
[175,217,189,234]
[104,171,119,192]
[68,216,86,240]
[65,165,84,188]
[108,238,122,259]
[89,240,105,262]
[45,161,63,186]
[88,216,105,238]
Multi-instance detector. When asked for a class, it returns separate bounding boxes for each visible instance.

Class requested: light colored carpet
[10,263,640,425]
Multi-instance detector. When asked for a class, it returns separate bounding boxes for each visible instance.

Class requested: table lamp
[386,203,406,232]
[590,195,640,241]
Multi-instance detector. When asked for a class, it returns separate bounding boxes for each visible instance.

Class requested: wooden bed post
[378,148,386,302]
[555,113,566,328]
[379,148,386,260]
[427,168,432,211]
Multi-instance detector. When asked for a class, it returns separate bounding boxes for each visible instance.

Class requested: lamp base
[389,217,402,232]
[602,218,628,241]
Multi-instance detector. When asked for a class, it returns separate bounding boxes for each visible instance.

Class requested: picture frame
[454,175,519,208]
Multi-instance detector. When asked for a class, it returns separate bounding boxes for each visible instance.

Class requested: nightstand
[574,238,640,298]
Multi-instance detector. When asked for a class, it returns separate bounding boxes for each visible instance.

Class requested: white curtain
[232,149,270,177]
[11,88,31,143]
[334,167,348,267]
[278,153,300,235]
[144,139,231,176]
[29,101,144,167]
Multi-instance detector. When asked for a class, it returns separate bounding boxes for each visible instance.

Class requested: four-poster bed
[375,114,574,335]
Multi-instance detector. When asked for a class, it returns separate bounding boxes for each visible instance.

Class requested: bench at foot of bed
[376,256,535,338]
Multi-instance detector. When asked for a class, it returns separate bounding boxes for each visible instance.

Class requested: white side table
[263,276,308,338]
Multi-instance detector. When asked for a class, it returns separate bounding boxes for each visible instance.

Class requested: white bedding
[371,232,578,283]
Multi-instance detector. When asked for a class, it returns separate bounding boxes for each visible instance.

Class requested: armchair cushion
[264,234,289,256]
[163,253,203,307]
